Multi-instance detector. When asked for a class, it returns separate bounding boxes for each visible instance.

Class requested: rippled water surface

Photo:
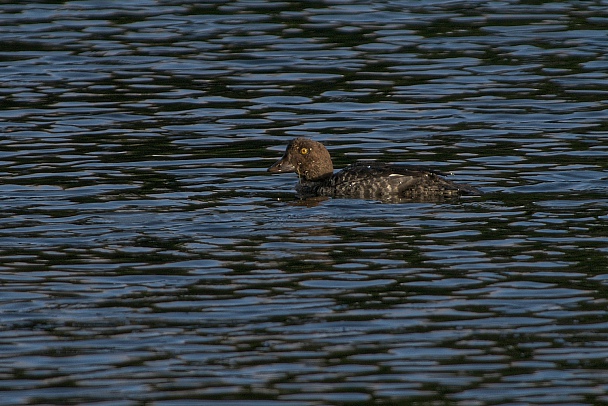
[1,0,608,404]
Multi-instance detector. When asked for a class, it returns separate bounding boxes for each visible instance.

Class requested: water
[1,0,608,404]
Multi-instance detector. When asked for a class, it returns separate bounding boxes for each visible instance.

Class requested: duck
[267,137,482,201]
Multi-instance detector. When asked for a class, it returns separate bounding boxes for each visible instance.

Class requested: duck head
[268,137,333,181]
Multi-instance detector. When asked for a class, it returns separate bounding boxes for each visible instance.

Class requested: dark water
[1,1,608,404]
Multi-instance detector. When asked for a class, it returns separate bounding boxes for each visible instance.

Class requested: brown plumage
[268,138,482,200]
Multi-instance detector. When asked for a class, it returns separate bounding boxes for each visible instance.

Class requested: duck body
[268,138,482,200]
[296,161,479,199]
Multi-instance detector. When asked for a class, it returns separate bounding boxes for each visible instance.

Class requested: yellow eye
[300,147,309,155]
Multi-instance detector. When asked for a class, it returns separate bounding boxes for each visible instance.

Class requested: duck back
[297,162,480,200]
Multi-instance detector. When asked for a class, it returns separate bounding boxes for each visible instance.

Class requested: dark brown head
[267,137,334,181]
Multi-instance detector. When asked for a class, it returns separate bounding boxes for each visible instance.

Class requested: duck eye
[300,147,309,155]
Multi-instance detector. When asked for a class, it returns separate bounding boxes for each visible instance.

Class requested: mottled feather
[268,138,482,201]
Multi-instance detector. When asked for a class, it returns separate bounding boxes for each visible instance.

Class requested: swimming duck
[268,137,482,200]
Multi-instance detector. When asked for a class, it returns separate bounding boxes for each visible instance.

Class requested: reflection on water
[1,0,608,405]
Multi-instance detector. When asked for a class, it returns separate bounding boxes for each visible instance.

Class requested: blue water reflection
[0,0,607,405]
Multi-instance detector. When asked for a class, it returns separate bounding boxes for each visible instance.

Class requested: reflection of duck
[268,138,482,200]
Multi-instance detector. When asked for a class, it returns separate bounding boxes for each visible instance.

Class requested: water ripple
[0,0,607,405]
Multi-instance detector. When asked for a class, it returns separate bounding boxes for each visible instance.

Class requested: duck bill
[268,156,296,173]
